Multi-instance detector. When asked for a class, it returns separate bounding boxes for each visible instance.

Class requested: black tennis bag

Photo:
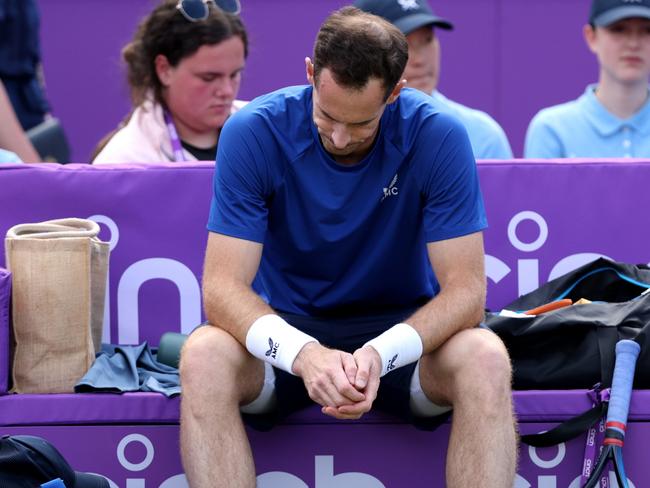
[486,258,650,446]
[0,434,109,487]
[486,257,650,390]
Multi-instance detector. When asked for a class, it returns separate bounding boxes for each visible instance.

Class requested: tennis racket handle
[605,339,641,442]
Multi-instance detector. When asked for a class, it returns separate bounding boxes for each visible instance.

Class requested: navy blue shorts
[242,310,451,432]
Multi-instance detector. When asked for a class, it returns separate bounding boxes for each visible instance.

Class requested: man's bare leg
[419,328,518,487]
[180,326,264,488]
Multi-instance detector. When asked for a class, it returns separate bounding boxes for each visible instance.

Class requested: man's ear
[386,79,407,104]
[155,54,173,86]
[305,57,315,85]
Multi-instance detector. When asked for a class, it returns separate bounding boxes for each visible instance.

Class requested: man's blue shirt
[208,86,487,317]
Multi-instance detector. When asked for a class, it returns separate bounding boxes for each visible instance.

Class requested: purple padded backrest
[0,268,10,393]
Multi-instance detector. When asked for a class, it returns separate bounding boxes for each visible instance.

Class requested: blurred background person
[354,0,513,159]
[525,0,650,158]
[0,79,40,163]
[93,0,248,164]
[0,0,50,131]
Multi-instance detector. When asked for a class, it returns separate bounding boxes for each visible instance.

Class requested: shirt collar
[581,84,650,136]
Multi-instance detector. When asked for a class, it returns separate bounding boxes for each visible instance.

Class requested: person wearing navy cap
[354,0,513,160]
[525,0,650,158]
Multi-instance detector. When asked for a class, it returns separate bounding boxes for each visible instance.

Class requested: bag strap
[597,326,618,389]
[6,218,99,240]
[520,402,606,447]
[521,327,619,447]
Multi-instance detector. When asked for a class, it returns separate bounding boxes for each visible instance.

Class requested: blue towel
[75,343,180,397]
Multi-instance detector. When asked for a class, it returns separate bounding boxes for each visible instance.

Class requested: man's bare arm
[202,232,272,343]
[343,231,486,417]
[202,231,365,410]
[407,231,486,352]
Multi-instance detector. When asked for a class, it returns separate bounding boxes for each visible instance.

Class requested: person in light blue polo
[354,0,513,159]
[525,0,650,158]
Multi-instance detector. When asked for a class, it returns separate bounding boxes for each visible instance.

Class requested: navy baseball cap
[0,435,109,487]
[590,0,650,26]
[353,0,453,35]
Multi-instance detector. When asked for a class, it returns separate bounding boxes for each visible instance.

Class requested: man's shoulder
[388,89,472,154]
[395,87,437,114]
[239,86,310,117]
[227,86,311,133]
[220,86,314,159]
[393,88,461,130]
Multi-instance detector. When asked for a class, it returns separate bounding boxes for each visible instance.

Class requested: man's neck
[322,132,379,166]
[329,148,369,165]
[595,76,649,119]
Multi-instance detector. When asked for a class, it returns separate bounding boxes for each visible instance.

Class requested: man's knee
[421,328,512,405]
[452,329,512,405]
[181,326,238,374]
[465,329,511,376]
[180,325,264,402]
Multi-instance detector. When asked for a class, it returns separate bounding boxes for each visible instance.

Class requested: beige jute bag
[5,218,110,393]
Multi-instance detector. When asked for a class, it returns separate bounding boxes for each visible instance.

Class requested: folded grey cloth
[75,342,180,397]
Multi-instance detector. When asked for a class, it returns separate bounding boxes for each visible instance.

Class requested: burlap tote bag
[5,218,110,393]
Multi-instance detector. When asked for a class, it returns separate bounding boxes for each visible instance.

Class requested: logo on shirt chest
[381,174,399,201]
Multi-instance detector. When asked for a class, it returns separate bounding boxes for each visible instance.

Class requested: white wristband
[245,314,318,375]
[364,323,423,376]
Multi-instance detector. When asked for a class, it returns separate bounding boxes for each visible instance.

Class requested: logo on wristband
[386,353,398,373]
[265,337,279,359]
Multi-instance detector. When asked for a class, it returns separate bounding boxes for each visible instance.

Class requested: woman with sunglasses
[93,0,247,163]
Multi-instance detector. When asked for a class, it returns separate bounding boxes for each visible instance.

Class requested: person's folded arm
[342,231,486,418]
[203,231,365,410]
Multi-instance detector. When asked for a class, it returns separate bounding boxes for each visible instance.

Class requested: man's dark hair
[313,6,408,101]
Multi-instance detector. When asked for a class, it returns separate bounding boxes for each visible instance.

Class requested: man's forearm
[203,276,320,375]
[202,275,273,345]
[406,277,485,354]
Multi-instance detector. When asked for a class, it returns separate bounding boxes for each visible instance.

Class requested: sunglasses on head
[176,0,241,21]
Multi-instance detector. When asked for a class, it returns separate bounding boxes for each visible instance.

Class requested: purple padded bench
[2,161,650,485]
[2,391,650,486]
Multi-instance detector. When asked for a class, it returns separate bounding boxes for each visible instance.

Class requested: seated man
[180,7,517,488]
[525,0,650,158]
[355,0,513,159]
